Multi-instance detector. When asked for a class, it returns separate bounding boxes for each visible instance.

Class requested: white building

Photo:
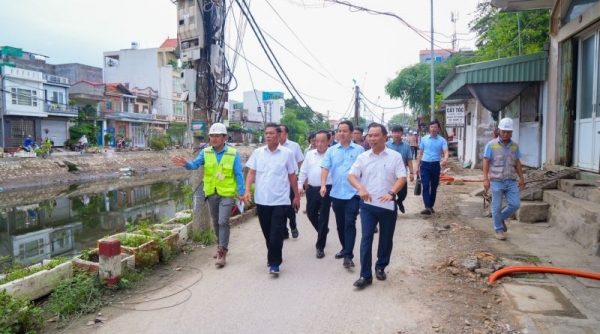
[103,40,186,127]
[242,90,285,126]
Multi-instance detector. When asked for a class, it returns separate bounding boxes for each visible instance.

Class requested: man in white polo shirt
[279,124,304,239]
[244,123,300,275]
[348,123,407,289]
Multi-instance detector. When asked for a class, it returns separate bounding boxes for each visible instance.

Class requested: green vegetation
[117,267,145,290]
[192,228,216,245]
[44,272,102,320]
[0,257,68,285]
[115,234,152,248]
[0,290,44,334]
[149,134,172,150]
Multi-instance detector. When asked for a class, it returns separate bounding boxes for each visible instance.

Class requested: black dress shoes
[353,276,373,288]
[398,202,405,213]
[316,248,325,259]
[343,257,355,268]
[334,250,344,259]
[376,269,387,281]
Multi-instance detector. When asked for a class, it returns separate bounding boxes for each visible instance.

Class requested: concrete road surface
[71,196,439,334]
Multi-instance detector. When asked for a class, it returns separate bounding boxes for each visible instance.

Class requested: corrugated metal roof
[438,52,548,100]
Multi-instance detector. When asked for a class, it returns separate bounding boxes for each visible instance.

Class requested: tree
[385,55,474,119]
[280,98,330,144]
[279,110,309,145]
[167,123,187,146]
[469,2,549,61]
[387,113,416,131]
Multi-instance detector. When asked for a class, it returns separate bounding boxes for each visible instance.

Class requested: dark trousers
[306,185,332,250]
[257,205,287,266]
[331,196,360,259]
[285,187,297,233]
[411,146,418,160]
[395,181,408,210]
[359,202,397,278]
[420,161,441,209]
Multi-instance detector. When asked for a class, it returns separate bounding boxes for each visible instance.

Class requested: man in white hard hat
[482,118,526,240]
[172,122,245,267]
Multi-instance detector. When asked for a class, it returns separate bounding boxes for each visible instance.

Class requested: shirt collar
[496,137,513,147]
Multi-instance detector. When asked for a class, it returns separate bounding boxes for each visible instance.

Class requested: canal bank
[0,145,255,193]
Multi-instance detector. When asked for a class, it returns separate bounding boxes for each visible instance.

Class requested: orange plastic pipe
[489,266,600,284]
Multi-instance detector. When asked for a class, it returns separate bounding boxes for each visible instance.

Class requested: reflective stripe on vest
[487,139,518,181]
[203,146,237,197]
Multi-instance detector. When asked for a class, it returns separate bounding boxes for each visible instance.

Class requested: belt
[421,161,439,164]
[309,185,331,189]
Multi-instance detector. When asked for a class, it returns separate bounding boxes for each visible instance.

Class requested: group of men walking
[172,116,525,288]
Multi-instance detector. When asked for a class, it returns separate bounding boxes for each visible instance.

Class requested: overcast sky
[1,0,481,121]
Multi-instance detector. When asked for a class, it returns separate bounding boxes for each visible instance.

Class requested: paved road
[71,194,439,334]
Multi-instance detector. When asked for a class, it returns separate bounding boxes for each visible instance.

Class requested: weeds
[0,257,68,285]
[44,272,102,320]
[192,228,216,245]
[0,290,44,334]
[117,268,145,290]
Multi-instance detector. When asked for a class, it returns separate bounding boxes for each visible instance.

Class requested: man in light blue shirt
[386,125,414,213]
[320,120,364,268]
[415,120,449,215]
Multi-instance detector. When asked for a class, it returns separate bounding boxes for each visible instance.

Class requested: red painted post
[99,238,122,286]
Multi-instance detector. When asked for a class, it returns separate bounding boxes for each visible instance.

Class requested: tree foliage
[280,98,330,144]
[167,123,187,145]
[385,55,474,119]
[387,113,416,131]
[469,2,549,61]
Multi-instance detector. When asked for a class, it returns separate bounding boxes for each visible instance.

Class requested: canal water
[0,177,192,268]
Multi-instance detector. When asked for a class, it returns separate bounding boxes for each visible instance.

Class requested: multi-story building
[103,39,186,141]
[419,49,455,64]
[240,90,285,129]
[0,46,100,149]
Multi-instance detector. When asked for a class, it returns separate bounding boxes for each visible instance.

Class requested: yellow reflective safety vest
[203,146,237,197]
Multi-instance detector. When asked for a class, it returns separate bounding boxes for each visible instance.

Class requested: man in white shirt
[279,124,304,239]
[348,123,407,288]
[244,123,300,275]
[298,130,332,259]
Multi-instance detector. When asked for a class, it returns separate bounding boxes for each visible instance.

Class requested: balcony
[42,74,69,85]
[45,103,78,116]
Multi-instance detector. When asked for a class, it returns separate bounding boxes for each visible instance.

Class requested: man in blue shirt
[321,120,364,268]
[24,135,34,152]
[172,123,245,267]
[415,120,449,215]
[386,125,414,213]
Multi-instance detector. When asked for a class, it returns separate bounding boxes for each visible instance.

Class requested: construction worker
[172,123,245,267]
[483,118,526,240]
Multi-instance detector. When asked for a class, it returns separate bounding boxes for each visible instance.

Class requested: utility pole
[517,12,522,56]
[429,0,435,122]
[451,11,458,51]
[354,85,360,126]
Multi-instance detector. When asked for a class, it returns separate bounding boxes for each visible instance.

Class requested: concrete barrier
[0,261,73,300]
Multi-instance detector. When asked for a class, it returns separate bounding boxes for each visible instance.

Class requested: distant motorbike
[21,142,40,152]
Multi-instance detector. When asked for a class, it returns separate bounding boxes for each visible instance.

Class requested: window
[106,101,112,110]
[114,100,121,112]
[134,104,139,113]
[11,88,38,106]
[173,101,185,116]
[173,77,183,93]
[52,91,64,104]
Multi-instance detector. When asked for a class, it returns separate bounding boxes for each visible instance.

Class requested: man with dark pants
[279,124,304,239]
[386,125,414,213]
[483,118,526,240]
[415,120,449,215]
[348,123,407,288]
[244,123,300,275]
[321,120,364,268]
[298,130,332,258]
[172,123,245,267]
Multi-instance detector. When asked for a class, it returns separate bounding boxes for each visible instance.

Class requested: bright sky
[0,0,481,121]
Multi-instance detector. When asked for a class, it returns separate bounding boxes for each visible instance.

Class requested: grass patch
[192,228,216,245]
[117,268,145,290]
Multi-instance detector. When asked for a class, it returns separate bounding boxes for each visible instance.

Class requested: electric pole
[451,11,458,51]
[430,0,435,122]
[354,85,360,126]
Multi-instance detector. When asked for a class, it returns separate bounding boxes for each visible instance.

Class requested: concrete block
[0,261,73,300]
[516,202,549,223]
[544,190,600,255]
[469,187,485,197]
[559,179,595,196]
[99,238,122,285]
[153,223,188,246]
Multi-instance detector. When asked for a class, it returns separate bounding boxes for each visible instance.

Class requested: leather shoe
[291,228,299,238]
[343,257,355,268]
[353,276,373,288]
[374,226,378,233]
[316,248,325,259]
[334,250,344,259]
[398,202,405,213]
[375,269,387,281]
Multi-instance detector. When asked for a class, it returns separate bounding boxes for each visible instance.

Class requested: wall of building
[54,64,102,83]
[103,48,160,93]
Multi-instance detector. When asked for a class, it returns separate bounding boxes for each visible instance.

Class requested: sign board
[192,121,206,137]
[446,104,465,127]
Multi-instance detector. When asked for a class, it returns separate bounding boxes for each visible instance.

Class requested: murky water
[0,177,192,268]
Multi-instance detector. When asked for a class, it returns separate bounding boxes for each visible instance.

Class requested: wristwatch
[387,191,395,197]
